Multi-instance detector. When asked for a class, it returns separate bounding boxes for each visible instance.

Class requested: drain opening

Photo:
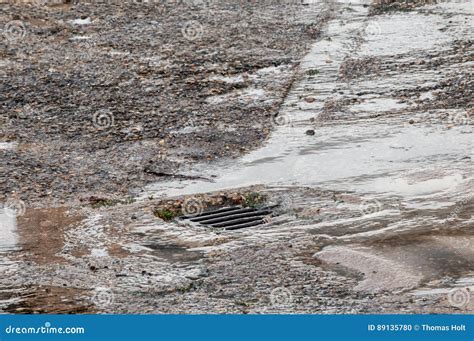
[179,206,276,230]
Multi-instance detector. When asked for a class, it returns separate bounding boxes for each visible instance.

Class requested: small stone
[408,119,415,124]
[305,129,315,136]
[304,97,316,103]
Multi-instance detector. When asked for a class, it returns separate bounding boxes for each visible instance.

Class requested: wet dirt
[139,0,473,313]
[1,0,473,314]
[0,207,92,313]
[0,0,331,205]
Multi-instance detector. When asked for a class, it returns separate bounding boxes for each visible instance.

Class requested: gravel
[1,1,332,206]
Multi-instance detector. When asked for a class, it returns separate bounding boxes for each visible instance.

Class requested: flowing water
[143,1,474,297]
[1,1,473,313]
[145,2,473,202]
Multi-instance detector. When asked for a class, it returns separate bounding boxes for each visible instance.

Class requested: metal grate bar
[179,205,276,230]
[224,220,267,230]
[181,206,242,220]
[210,216,267,228]
[196,210,273,225]
[189,207,254,222]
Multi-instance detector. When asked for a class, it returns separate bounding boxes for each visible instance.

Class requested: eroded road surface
[1,0,473,313]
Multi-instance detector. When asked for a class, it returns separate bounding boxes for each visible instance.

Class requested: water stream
[0,0,472,313]
[144,2,473,204]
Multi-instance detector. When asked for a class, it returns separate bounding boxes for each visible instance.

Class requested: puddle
[367,173,466,197]
[15,208,84,264]
[2,286,93,314]
[411,271,474,308]
[315,232,474,293]
[0,205,208,313]
[316,245,424,293]
[0,209,19,253]
[140,2,474,301]
[145,2,473,206]
[359,13,452,56]
[349,98,407,113]
[0,207,84,289]
[0,208,91,313]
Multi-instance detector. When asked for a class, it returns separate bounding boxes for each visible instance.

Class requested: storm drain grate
[179,206,276,230]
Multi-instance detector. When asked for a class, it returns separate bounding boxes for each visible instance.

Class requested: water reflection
[0,208,19,253]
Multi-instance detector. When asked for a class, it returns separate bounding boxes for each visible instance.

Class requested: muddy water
[1,1,473,314]
[0,208,83,259]
[0,208,93,313]
[143,1,474,301]
[0,205,208,313]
